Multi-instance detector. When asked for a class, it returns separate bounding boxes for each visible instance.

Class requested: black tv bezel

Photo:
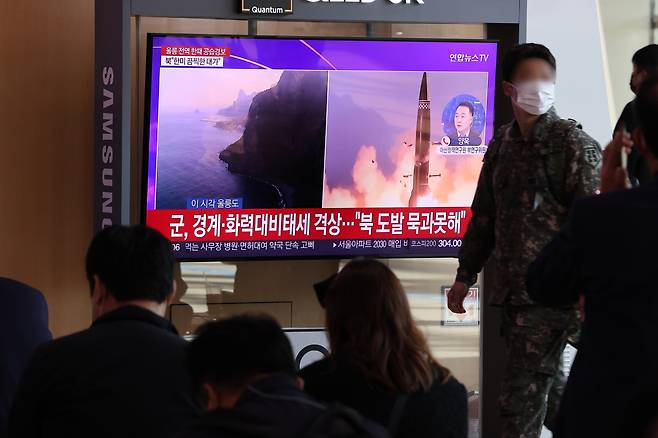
[141,32,499,262]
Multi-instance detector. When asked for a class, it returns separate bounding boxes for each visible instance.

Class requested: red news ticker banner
[147,207,473,243]
[161,46,230,57]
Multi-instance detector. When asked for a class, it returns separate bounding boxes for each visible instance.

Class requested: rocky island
[219,70,328,208]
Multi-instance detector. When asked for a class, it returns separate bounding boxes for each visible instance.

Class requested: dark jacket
[526,177,658,438]
[180,374,388,438]
[614,101,652,186]
[9,305,201,438]
[0,279,51,438]
[456,108,601,305]
[300,358,468,438]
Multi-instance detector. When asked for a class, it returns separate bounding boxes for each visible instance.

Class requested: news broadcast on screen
[143,34,498,259]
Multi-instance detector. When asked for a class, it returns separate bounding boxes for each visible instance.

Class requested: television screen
[143,34,498,260]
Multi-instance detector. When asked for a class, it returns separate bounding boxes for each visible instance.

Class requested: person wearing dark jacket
[182,314,388,438]
[613,44,658,186]
[8,225,201,438]
[301,259,468,438]
[0,278,51,438]
[526,76,658,438]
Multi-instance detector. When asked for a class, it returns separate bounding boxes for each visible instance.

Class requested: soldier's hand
[447,281,469,314]
[601,129,632,193]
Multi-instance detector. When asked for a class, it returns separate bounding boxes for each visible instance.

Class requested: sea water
[154,112,279,209]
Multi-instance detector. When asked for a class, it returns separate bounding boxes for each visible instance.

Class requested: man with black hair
[9,225,201,438]
[451,101,482,146]
[527,75,658,438]
[614,44,658,186]
[447,43,602,438]
[183,314,387,438]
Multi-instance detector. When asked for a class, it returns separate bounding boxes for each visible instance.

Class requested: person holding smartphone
[614,44,658,186]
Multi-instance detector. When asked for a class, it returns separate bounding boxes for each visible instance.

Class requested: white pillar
[524,0,615,146]
[599,0,651,119]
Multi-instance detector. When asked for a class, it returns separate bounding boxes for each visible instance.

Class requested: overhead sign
[305,0,424,4]
[241,0,293,14]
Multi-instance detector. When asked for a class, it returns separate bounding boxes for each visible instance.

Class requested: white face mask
[513,81,556,115]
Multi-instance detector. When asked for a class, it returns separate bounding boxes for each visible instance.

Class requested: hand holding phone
[601,128,632,193]
[620,126,630,171]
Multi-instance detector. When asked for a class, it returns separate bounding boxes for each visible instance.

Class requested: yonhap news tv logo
[240,0,293,14]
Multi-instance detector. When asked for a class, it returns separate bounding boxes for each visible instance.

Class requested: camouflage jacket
[456,108,602,305]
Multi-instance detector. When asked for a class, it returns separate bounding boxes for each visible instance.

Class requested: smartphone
[620,127,629,171]
[621,146,628,171]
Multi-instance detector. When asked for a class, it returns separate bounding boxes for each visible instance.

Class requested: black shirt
[9,305,201,438]
[0,279,51,438]
[527,177,658,437]
[614,101,652,186]
[300,358,468,438]
[180,374,388,438]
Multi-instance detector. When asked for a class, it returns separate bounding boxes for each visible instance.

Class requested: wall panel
[0,0,95,337]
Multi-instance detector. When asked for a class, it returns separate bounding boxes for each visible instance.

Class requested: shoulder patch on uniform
[583,145,601,167]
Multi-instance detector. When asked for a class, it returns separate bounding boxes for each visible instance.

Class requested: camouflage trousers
[499,303,580,438]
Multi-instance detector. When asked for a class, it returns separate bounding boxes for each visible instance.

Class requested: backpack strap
[536,119,579,207]
[387,394,409,437]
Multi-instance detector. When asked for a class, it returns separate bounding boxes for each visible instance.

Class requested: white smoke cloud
[324,130,483,208]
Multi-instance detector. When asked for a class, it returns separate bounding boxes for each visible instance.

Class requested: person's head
[85,225,176,320]
[502,43,557,116]
[630,44,658,94]
[633,74,658,175]
[454,102,475,135]
[324,259,448,393]
[187,314,297,410]
[0,278,50,334]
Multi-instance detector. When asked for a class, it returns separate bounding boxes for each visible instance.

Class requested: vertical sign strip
[94,0,128,231]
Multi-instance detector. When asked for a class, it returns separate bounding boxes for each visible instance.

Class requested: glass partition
[173,257,481,436]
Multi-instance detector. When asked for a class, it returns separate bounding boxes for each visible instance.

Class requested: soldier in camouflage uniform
[447,44,602,438]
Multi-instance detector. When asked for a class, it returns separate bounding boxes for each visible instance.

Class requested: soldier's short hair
[635,74,658,157]
[632,44,658,73]
[502,43,556,83]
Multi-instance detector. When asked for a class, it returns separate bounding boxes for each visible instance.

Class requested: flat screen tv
[143,34,498,260]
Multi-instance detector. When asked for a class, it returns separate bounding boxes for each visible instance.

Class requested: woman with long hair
[301,259,467,438]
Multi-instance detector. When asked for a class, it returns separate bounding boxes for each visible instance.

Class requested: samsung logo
[100,66,114,229]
